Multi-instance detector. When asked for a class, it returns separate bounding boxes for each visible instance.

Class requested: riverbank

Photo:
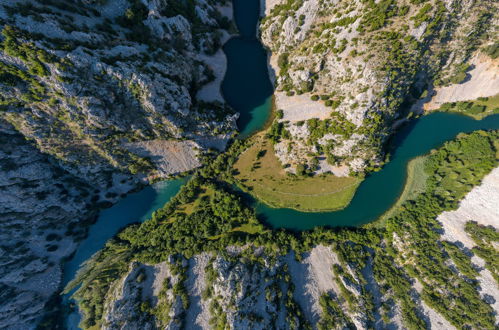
[435,94,499,120]
[233,132,360,212]
[372,156,429,227]
[67,127,499,330]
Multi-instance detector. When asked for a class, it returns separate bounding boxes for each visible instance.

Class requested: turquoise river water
[63,0,499,326]
[221,0,274,137]
[257,112,499,229]
[63,178,187,328]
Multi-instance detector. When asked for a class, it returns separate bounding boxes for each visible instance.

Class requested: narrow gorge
[0,0,498,329]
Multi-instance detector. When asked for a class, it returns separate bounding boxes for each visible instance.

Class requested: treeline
[465,221,499,283]
[385,130,498,328]
[68,130,499,329]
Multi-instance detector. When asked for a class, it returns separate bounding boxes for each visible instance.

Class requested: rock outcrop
[0,0,236,327]
[260,0,498,174]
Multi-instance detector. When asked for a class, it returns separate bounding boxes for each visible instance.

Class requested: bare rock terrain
[0,0,237,327]
[425,54,499,110]
[438,166,499,248]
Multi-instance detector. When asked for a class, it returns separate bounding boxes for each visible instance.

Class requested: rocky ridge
[92,162,499,330]
[72,129,499,330]
[260,0,498,174]
[0,0,236,327]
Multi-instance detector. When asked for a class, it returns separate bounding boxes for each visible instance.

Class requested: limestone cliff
[260,0,498,174]
[0,0,235,327]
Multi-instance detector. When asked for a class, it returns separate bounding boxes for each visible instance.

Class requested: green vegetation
[1,26,56,76]
[441,241,479,280]
[438,94,499,120]
[358,0,398,32]
[307,114,356,144]
[152,277,174,327]
[410,3,433,27]
[465,221,499,283]
[67,128,499,329]
[0,26,59,105]
[318,293,354,330]
[372,248,425,329]
[385,130,498,329]
[484,42,499,59]
[233,133,361,212]
[65,241,133,329]
[266,120,291,144]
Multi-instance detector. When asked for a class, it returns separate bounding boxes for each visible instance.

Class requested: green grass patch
[233,134,361,212]
[375,156,428,226]
[231,223,265,234]
[438,94,499,120]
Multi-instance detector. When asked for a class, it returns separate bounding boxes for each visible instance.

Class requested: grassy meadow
[233,134,361,212]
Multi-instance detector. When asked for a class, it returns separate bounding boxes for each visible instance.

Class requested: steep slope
[260,0,498,174]
[0,0,237,180]
[0,0,236,327]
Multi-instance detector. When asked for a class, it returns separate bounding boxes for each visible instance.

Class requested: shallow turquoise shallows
[221,0,274,137]
[256,113,499,230]
[63,178,187,286]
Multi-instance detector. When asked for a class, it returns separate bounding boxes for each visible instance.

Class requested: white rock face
[424,54,499,111]
[260,0,498,174]
[0,0,236,327]
[125,140,201,177]
[286,246,340,323]
[184,253,212,329]
[0,126,110,329]
[437,166,499,323]
[275,92,331,122]
[438,167,499,248]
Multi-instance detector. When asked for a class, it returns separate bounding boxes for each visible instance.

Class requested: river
[221,0,274,138]
[64,0,272,291]
[62,178,187,328]
[63,0,499,326]
[219,0,499,229]
[257,112,499,229]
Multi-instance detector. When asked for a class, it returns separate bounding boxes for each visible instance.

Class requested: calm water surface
[63,178,187,284]
[63,178,186,328]
[62,0,271,292]
[257,113,499,230]
[221,0,274,138]
[62,1,499,326]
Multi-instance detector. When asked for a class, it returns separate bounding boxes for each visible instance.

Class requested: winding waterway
[219,0,499,229]
[258,113,499,229]
[63,1,499,326]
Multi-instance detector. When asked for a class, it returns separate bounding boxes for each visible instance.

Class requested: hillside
[1,0,498,328]
[68,130,499,329]
[0,0,235,327]
[260,0,498,174]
